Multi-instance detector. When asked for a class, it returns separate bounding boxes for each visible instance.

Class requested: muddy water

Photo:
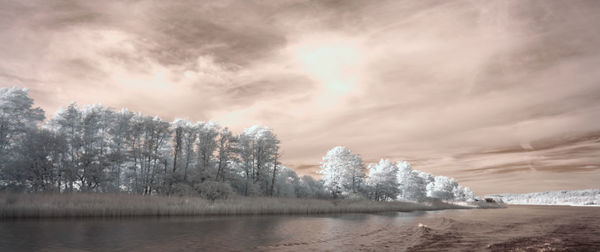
[1,206,599,251]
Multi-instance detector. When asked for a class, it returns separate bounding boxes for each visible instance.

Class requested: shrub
[195,181,234,201]
[172,183,196,197]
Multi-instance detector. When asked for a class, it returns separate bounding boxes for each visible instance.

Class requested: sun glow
[289,34,364,99]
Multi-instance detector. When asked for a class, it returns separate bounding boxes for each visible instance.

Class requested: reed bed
[0,193,478,219]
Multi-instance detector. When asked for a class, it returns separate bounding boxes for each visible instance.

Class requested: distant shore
[0,193,502,219]
[486,189,599,207]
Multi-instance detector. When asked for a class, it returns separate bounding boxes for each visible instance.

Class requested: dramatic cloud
[1,0,599,194]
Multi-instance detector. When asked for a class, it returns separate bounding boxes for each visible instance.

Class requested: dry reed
[0,193,492,219]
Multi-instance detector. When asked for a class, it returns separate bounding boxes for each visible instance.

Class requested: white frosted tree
[273,166,299,198]
[47,104,124,192]
[319,146,365,198]
[215,127,235,182]
[78,104,114,192]
[180,121,197,181]
[396,161,427,202]
[366,159,399,201]
[171,119,198,181]
[47,103,83,192]
[453,185,474,201]
[296,175,327,198]
[196,121,220,179]
[126,115,171,195]
[415,170,434,186]
[0,87,45,153]
[0,87,45,187]
[238,126,280,195]
[13,128,65,192]
[427,175,459,200]
[0,86,481,201]
[106,109,134,192]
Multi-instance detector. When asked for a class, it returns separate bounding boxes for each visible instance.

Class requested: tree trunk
[269,152,279,196]
[173,127,182,173]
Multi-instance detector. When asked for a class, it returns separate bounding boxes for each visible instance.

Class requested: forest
[0,87,473,202]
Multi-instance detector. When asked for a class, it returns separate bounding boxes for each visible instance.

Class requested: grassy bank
[0,193,497,219]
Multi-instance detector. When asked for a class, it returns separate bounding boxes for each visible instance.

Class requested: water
[2,206,599,251]
[0,211,426,251]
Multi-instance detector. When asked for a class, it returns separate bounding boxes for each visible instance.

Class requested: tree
[319,146,365,198]
[78,104,113,191]
[196,121,219,180]
[366,159,399,201]
[296,175,327,198]
[106,109,134,192]
[427,175,459,200]
[0,87,45,154]
[13,129,66,192]
[237,126,280,195]
[453,185,474,201]
[396,161,427,202]
[0,87,45,187]
[172,120,184,174]
[269,149,281,196]
[180,121,197,181]
[139,116,171,195]
[215,127,235,182]
[123,115,172,195]
[2,86,480,202]
[47,103,82,192]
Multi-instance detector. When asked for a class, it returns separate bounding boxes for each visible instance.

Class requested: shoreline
[505,203,600,208]
[0,193,502,219]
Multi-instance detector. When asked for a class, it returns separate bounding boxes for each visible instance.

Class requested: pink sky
[1,0,599,194]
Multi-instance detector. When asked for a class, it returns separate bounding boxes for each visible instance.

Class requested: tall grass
[0,193,486,219]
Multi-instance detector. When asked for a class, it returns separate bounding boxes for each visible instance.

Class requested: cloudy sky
[1,0,599,194]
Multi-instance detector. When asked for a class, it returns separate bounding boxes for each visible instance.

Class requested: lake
[1,205,599,251]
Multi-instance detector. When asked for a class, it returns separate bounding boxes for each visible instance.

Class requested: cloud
[1,0,600,194]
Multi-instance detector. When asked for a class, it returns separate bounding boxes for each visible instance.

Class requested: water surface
[0,211,425,251]
[2,206,599,251]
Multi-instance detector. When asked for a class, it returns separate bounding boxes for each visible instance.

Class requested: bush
[195,181,234,201]
[172,183,196,197]
[343,192,367,200]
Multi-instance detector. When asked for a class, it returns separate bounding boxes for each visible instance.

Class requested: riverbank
[0,193,501,219]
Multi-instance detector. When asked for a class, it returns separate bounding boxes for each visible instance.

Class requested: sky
[1,0,599,194]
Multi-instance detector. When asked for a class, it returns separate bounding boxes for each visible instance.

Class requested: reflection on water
[0,211,426,251]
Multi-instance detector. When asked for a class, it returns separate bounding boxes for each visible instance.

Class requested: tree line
[0,87,473,202]
[0,87,327,199]
[318,146,474,202]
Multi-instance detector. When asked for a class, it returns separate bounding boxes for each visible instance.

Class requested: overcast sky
[1,0,599,194]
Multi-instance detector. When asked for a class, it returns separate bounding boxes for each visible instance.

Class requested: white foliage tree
[196,121,220,179]
[396,161,427,202]
[238,125,280,195]
[393,161,473,202]
[273,166,298,198]
[319,146,365,198]
[0,87,45,186]
[366,159,399,201]
[296,175,327,198]
[107,109,134,191]
[171,119,198,182]
[0,87,45,153]
[427,175,459,200]
[0,86,480,202]
[453,185,474,201]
